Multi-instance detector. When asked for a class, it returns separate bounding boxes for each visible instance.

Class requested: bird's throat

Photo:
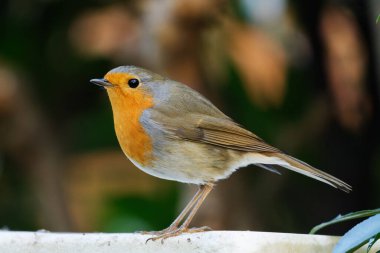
[106,88,154,166]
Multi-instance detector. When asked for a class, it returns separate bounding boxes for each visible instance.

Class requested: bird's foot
[145,226,212,244]
[138,225,176,236]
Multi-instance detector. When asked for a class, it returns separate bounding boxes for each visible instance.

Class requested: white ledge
[0,231,378,253]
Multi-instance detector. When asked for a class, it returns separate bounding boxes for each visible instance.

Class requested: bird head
[90,66,164,95]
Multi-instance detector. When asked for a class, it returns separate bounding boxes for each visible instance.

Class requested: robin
[90,66,351,241]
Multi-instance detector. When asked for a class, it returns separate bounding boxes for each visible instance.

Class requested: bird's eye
[128,78,139,88]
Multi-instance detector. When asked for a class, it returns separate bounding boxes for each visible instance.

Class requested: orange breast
[106,87,154,166]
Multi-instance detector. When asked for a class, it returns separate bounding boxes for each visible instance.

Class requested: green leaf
[333,214,380,253]
[367,233,380,253]
[310,208,380,234]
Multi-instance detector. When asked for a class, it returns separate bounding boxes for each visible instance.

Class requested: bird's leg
[147,183,214,242]
[178,183,213,230]
[140,185,204,235]
[164,185,206,231]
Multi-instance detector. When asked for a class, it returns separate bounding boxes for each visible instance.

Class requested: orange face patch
[105,73,154,166]
[104,72,138,86]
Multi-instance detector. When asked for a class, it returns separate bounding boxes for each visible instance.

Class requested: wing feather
[171,115,281,153]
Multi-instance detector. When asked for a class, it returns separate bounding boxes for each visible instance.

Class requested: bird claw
[139,225,177,236]
[145,226,212,244]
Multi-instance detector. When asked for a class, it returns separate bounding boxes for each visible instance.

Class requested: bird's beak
[90,78,112,87]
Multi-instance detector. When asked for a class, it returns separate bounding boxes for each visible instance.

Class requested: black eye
[128,78,139,88]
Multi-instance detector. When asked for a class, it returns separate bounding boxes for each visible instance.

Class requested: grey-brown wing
[161,114,281,153]
[145,80,280,153]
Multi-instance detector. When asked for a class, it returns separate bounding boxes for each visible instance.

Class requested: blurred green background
[0,0,379,235]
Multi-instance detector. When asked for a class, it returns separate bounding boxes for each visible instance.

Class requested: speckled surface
[0,231,378,253]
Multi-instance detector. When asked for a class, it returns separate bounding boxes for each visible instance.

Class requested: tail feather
[270,153,352,193]
[256,164,281,175]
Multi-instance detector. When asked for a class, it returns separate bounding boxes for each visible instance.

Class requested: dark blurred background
[0,0,379,235]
